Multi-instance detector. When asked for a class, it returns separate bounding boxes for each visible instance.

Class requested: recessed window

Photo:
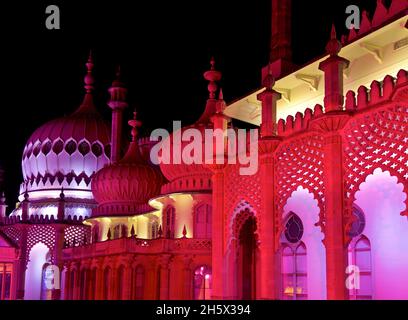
[78,141,90,156]
[348,205,366,238]
[41,141,52,155]
[32,142,41,157]
[285,214,304,244]
[65,140,77,155]
[91,142,103,157]
[52,140,64,155]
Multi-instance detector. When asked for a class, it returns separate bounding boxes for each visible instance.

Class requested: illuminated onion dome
[159,58,223,194]
[20,54,111,201]
[91,112,163,217]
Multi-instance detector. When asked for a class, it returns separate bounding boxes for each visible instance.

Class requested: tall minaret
[262,0,294,80]
[108,66,128,163]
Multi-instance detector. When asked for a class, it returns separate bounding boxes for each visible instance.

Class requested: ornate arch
[26,225,56,264]
[275,134,326,219]
[343,103,408,242]
[227,201,258,251]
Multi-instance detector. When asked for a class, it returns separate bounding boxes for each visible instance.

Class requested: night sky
[0,0,383,209]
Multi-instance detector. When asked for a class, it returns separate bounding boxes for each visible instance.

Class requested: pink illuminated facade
[0,0,408,300]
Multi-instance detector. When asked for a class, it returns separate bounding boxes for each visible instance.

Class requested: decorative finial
[111,65,124,88]
[326,23,342,56]
[210,56,215,70]
[158,224,163,238]
[331,23,337,40]
[59,187,65,201]
[182,225,187,238]
[218,88,224,100]
[204,57,222,99]
[128,111,142,142]
[84,50,95,93]
[262,63,275,90]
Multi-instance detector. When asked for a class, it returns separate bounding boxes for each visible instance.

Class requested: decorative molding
[360,42,384,64]
[295,74,321,92]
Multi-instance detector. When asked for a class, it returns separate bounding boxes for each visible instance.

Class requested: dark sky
[0,0,382,208]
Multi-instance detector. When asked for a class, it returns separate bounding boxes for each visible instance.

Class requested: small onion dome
[159,57,223,194]
[21,53,111,198]
[91,112,163,217]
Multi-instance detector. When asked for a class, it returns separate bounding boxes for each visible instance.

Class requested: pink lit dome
[91,113,163,217]
[159,58,223,194]
[20,54,111,200]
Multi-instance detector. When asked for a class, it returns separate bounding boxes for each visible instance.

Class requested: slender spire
[326,23,342,56]
[84,50,95,93]
[270,0,293,62]
[76,51,96,113]
[108,64,128,163]
[203,57,222,99]
[120,111,143,163]
[198,57,223,124]
[128,111,142,142]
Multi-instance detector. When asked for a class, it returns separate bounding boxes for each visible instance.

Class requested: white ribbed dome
[19,55,111,200]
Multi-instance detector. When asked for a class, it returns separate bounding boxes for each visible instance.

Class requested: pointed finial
[59,187,65,201]
[182,225,187,238]
[204,57,222,99]
[128,111,142,142]
[84,50,95,93]
[331,23,337,40]
[262,63,276,90]
[107,228,112,240]
[158,224,163,238]
[111,65,124,88]
[130,224,135,237]
[326,23,342,56]
[210,56,216,70]
[218,88,224,100]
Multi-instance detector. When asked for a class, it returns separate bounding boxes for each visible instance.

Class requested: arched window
[193,266,212,300]
[194,204,212,239]
[134,265,145,300]
[347,205,372,300]
[348,236,372,300]
[281,213,307,300]
[103,267,111,300]
[165,206,175,239]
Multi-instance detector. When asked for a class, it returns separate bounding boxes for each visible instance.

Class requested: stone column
[51,224,65,300]
[257,70,282,300]
[314,25,350,300]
